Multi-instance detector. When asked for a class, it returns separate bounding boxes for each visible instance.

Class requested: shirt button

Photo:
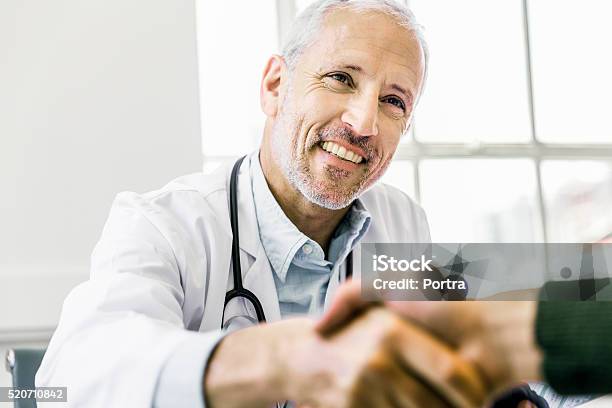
[302,244,313,255]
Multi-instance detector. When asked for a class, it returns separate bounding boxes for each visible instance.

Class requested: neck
[259,136,350,253]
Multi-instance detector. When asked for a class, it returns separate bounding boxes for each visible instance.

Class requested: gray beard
[270,113,369,210]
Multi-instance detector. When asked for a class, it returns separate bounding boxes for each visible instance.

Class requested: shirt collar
[250,152,371,282]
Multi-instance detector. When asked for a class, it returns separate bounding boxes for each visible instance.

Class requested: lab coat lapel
[235,155,281,323]
[323,245,363,312]
[243,245,281,323]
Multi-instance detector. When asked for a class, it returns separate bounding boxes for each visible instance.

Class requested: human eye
[382,95,406,112]
[326,72,354,87]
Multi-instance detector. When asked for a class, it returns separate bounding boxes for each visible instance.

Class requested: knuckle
[356,350,394,386]
[379,317,405,345]
[364,308,404,342]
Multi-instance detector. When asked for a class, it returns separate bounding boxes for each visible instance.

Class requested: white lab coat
[36,154,431,407]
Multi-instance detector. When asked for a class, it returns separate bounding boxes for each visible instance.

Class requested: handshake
[205,280,543,408]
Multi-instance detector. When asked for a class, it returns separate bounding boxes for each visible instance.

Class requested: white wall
[0,0,202,388]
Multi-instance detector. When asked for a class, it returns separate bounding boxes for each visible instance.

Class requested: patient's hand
[206,306,487,408]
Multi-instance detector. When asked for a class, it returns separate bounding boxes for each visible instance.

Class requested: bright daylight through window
[197,0,612,243]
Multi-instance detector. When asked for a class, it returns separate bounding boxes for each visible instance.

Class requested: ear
[260,55,286,117]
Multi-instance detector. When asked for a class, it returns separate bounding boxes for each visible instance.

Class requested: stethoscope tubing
[222,155,353,326]
[223,155,267,325]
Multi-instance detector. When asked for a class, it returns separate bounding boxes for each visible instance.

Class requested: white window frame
[274,0,612,243]
[199,0,612,242]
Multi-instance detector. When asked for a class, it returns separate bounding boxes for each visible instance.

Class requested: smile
[319,141,365,164]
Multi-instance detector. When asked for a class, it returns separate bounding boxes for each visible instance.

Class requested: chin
[303,176,363,210]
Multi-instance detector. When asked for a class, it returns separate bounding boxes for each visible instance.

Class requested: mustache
[316,126,377,160]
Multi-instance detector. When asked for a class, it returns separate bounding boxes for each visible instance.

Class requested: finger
[386,363,452,408]
[350,371,405,408]
[349,385,389,408]
[393,321,488,408]
[385,301,462,344]
[316,280,373,335]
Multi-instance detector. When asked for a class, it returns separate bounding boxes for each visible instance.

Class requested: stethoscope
[222,155,353,328]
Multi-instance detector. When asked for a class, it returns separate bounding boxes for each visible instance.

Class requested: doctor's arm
[35,193,225,408]
[205,307,488,408]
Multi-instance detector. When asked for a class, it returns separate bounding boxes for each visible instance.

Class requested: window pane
[541,161,612,242]
[529,1,612,143]
[410,0,532,143]
[196,2,278,156]
[420,159,543,242]
[380,160,415,200]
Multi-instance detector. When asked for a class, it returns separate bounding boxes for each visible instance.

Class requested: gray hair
[281,0,428,97]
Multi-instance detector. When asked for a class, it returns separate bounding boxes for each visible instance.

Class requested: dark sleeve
[536,301,612,394]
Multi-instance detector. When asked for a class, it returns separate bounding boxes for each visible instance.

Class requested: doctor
[37,1,487,407]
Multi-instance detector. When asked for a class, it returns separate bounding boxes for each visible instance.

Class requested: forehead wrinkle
[306,12,425,97]
[321,12,423,61]
[330,34,423,74]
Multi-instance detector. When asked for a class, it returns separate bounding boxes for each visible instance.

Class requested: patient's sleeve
[537,301,612,395]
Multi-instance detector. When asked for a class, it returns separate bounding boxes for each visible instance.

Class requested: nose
[341,90,379,137]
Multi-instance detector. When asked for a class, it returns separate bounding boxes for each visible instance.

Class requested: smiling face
[266,8,425,210]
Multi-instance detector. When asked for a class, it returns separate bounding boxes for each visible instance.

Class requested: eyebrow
[390,84,413,103]
[340,64,414,102]
[342,64,363,72]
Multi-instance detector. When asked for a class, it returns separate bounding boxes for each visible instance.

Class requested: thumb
[385,301,461,342]
[315,280,373,335]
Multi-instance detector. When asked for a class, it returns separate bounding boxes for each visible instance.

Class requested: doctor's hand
[206,307,487,408]
[317,280,544,397]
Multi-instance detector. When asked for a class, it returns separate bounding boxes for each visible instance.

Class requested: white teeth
[320,141,364,164]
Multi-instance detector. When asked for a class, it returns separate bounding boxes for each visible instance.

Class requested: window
[409,0,532,144]
[195,0,278,167]
[528,0,612,143]
[196,0,612,242]
[419,159,542,242]
[541,160,612,242]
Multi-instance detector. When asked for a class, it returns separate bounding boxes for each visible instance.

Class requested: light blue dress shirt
[154,153,371,407]
[251,152,371,318]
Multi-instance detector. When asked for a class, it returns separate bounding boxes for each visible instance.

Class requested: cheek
[295,93,346,149]
[377,123,403,159]
[366,127,402,180]
[303,89,347,124]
